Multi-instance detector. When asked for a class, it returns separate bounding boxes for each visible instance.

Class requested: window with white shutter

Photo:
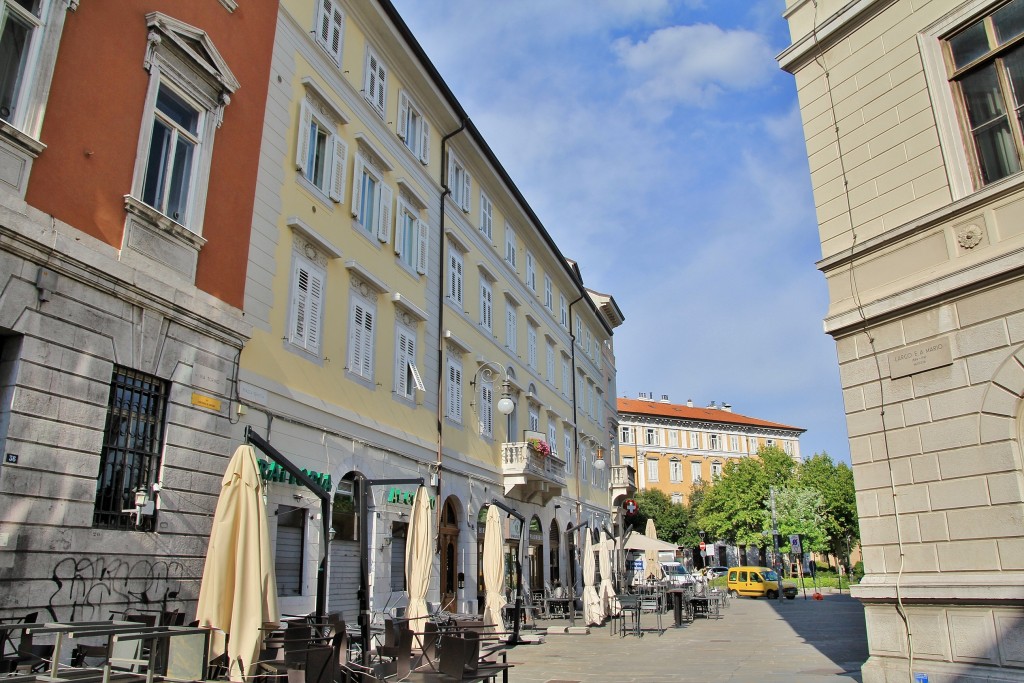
[691,461,702,483]
[447,152,471,212]
[397,90,429,165]
[670,459,682,483]
[548,423,557,456]
[561,356,570,396]
[544,275,552,310]
[646,458,658,482]
[480,191,493,239]
[559,294,568,328]
[394,324,417,399]
[504,225,517,268]
[480,379,493,437]
[480,280,493,332]
[351,154,390,241]
[347,294,376,381]
[620,426,632,444]
[564,430,573,473]
[395,199,427,275]
[296,98,347,202]
[529,405,539,432]
[314,0,344,64]
[527,325,537,369]
[448,248,464,306]
[505,303,517,352]
[363,46,387,118]
[545,342,555,384]
[446,357,462,424]
[526,252,535,290]
[289,255,325,356]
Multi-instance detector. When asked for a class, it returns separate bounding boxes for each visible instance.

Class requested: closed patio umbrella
[196,444,279,682]
[404,486,433,626]
[597,530,616,619]
[581,530,602,626]
[644,519,664,581]
[483,505,505,633]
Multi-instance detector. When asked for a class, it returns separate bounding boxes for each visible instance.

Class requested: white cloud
[613,24,777,108]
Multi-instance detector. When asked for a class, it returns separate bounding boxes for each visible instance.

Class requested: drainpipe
[435,119,467,543]
[567,293,584,592]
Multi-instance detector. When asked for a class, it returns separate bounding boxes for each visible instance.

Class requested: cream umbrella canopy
[581,530,602,626]
[482,505,506,633]
[404,486,433,626]
[597,530,616,620]
[196,445,280,682]
[644,518,664,581]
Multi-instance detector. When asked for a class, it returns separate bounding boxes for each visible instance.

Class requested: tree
[773,486,828,553]
[627,489,694,546]
[694,446,797,548]
[798,452,859,559]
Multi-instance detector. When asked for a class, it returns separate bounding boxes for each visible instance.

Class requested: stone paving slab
[498,592,868,682]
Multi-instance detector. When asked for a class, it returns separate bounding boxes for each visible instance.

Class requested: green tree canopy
[797,452,859,557]
[626,489,694,546]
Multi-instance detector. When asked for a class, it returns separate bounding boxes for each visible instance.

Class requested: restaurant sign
[387,486,436,509]
[257,459,332,493]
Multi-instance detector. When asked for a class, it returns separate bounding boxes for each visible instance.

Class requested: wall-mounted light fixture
[472,360,516,415]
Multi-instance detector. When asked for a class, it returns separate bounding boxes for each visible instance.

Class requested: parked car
[661,562,695,586]
[726,566,798,599]
[706,565,729,578]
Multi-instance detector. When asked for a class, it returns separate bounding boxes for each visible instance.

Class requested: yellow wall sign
[191,392,222,412]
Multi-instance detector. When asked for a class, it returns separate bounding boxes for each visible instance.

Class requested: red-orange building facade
[0,1,277,623]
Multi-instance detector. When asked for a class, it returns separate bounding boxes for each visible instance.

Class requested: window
[127,13,238,250]
[619,426,632,444]
[690,432,701,449]
[527,325,537,369]
[561,356,570,397]
[766,438,775,448]
[545,341,555,383]
[526,252,536,290]
[140,85,203,226]
[709,433,721,450]
[296,98,348,201]
[446,356,462,424]
[313,0,344,64]
[711,461,722,478]
[748,436,758,453]
[479,378,493,437]
[669,459,682,483]
[275,505,305,595]
[544,275,553,310]
[479,191,493,239]
[564,431,573,473]
[351,154,392,241]
[363,45,387,118]
[668,430,678,447]
[730,434,739,452]
[585,329,591,357]
[448,152,471,212]
[581,445,588,481]
[480,279,493,332]
[394,324,418,400]
[529,405,539,432]
[623,456,634,469]
[945,0,1024,185]
[94,366,168,531]
[575,317,582,346]
[559,294,568,328]
[691,461,702,483]
[646,458,658,482]
[0,0,70,146]
[548,423,558,457]
[784,440,794,455]
[587,383,594,418]
[347,294,376,381]
[447,248,463,306]
[504,224,517,268]
[394,200,428,274]
[288,255,325,356]
[505,303,517,352]
[645,427,658,446]
[671,493,683,505]
[397,90,429,164]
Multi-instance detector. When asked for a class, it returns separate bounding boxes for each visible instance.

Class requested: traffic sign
[623,499,638,515]
[790,534,802,554]
[699,541,706,551]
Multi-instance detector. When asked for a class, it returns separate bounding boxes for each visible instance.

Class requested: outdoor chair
[0,612,53,673]
[638,593,663,635]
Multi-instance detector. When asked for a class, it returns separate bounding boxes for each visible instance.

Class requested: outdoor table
[543,597,571,618]
[665,589,688,627]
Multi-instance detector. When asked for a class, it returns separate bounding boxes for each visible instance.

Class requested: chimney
[709,400,717,409]
[723,403,732,413]
[660,394,669,403]
[686,399,693,407]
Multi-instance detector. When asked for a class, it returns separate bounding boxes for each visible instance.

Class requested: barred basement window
[93,366,168,531]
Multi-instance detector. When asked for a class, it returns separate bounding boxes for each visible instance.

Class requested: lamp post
[472,360,516,418]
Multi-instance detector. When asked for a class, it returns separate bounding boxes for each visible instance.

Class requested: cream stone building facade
[780,0,1024,680]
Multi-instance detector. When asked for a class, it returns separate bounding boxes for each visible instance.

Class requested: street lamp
[473,360,516,416]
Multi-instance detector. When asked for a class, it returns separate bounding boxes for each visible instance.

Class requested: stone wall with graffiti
[45,556,190,622]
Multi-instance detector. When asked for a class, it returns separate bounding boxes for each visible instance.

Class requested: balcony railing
[500,442,567,504]
[609,464,637,498]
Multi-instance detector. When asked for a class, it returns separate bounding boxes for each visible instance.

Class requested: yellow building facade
[238,0,626,621]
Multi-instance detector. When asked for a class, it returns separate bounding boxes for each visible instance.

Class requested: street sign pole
[770,487,782,603]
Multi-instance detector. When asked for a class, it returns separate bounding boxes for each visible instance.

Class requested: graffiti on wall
[47,556,186,621]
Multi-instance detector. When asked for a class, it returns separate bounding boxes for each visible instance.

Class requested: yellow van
[727,566,797,599]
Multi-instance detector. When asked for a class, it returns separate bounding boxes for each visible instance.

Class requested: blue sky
[391,0,850,464]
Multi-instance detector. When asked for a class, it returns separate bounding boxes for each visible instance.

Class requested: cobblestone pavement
[499,591,868,682]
